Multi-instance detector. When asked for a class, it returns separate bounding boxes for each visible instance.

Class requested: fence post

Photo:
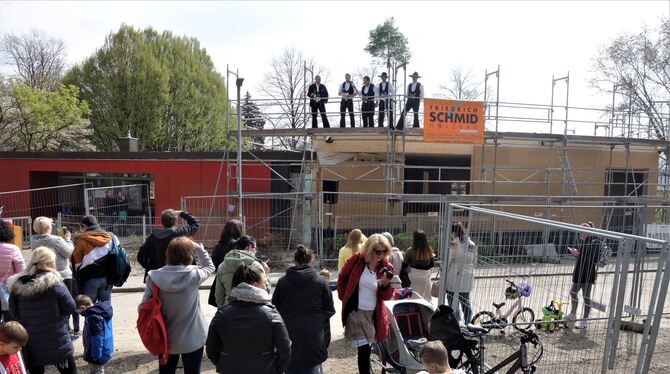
[602,238,634,371]
[56,212,62,228]
[438,201,454,305]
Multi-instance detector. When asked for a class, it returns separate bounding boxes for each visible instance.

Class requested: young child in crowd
[318,267,333,348]
[0,321,28,374]
[417,341,466,374]
[76,295,114,374]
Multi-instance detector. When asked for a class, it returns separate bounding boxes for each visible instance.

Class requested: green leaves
[364,17,412,70]
[65,25,232,151]
[0,82,93,151]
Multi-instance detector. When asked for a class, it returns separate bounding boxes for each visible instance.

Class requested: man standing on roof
[338,73,358,128]
[308,75,330,128]
[397,72,424,130]
[377,72,395,128]
[137,209,200,281]
[360,76,378,128]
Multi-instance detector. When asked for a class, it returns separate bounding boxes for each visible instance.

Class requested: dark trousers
[63,279,80,332]
[310,102,329,128]
[378,99,393,127]
[361,101,375,127]
[159,347,204,374]
[339,100,355,127]
[27,356,77,374]
[397,98,420,129]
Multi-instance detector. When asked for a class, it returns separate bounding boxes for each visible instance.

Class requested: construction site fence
[436,203,669,374]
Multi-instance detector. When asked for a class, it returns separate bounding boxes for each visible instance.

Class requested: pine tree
[242,91,266,149]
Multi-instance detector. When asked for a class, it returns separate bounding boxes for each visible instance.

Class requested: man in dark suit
[308,75,330,128]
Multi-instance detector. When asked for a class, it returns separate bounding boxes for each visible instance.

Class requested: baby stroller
[429,305,479,371]
[370,296,436,374]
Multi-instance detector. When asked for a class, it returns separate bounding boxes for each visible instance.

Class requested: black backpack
[106,236,131,287]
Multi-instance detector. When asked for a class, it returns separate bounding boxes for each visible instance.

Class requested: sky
[1,0,668,114]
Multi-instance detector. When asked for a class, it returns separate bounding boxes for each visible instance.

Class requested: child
[0,321,28,374]
[76,295,114,374]
[417,341,466,374]
[318,267,333,348]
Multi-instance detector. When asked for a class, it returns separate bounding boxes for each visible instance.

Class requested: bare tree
[438,67,485,101]
[258,46,326,150]
[0,29,66,90]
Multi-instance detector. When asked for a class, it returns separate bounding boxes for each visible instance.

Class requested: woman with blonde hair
[337,234,394,374]
[402,230,435,301]
[338,229,366,271]
[8,246,77,373]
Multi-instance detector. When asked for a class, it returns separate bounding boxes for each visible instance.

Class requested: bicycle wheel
[513,307,535,331]
[471,311,495,328]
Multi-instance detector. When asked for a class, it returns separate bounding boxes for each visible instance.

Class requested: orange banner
[423,99,485,144]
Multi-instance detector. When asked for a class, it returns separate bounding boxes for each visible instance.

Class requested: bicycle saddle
[493,302,506,310]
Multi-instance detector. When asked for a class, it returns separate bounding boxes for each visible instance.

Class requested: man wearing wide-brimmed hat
[377,72,395,128]
[397,71,424,129]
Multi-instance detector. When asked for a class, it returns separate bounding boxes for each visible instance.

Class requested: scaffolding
[220,65,670,218]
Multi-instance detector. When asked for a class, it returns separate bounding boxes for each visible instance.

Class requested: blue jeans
[159,347,203,374]
[81,277,112,303]
[286,365,323,374]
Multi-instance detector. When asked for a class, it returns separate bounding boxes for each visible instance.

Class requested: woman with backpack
[272,245,335,374]
[8,246,77,373]
[206,263,291,374]
[565,222,601,330]
[138,237,215,374]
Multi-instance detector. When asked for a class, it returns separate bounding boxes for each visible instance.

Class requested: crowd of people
[0,206,602,374]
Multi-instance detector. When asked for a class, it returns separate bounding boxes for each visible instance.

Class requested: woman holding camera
[337,234,394,374]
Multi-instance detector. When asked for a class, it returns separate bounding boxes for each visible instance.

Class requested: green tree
[0,82,93,151]
[242,91,266,149]
[364,17,411,72]
[64,25,232,151]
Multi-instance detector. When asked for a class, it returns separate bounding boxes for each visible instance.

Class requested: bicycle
[458,324,543,374]
[471,280,535,332]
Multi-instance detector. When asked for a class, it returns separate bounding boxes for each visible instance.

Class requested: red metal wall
[0,158,271,223]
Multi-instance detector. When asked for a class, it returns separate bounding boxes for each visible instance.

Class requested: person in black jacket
[565,222,600,329]
[137,209,199,280]
[272,245,335,374]
[307,75,330,128]
[208,219,244,307]
[206,263,291,374]
[8,246,77,373]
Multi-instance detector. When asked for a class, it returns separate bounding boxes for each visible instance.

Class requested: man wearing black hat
[338,73,358,127]
[397,72,424,129]
[307,75,330,128]
[377,72,395,128]
[360,76,378,127]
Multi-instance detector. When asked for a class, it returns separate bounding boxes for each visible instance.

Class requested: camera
[381,268,393,280]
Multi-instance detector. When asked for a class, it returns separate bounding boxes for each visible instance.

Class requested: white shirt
[315,84,320,94]
[358,267,378,311]
[408,82,424,99]
[378,81,396,98]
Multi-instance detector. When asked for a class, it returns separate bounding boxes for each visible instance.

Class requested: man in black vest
[360,76,378,127]
[377,72,396,128]
[307,75,330,128]
[338,73,358,127]
[397,71,424,130]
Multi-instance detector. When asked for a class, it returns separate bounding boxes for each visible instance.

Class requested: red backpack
[137,282,169,364]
